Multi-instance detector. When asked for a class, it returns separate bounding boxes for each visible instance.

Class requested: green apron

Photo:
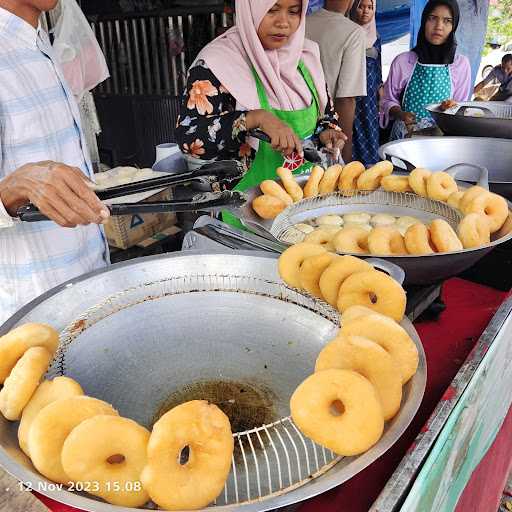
[223,61,320,228]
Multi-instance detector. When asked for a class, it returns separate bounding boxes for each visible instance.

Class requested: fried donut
[495,213,512,239]
[338,161,365,196]
[260,180,293,206]
[344,222,372,232]
[333,227,369,254]
[356,161,393,191]
[62,415,150,507]
[299,253,336,299]
[29,396,118,484]
[304,226,340,251]
[18,376,83,456]
[278,243,327,289]
[459,186,487,214]
[343,212,371,224]
[141,400,233,511]
[318,256,372,307]
[337,270,406,322]
[293,223,315,234]
[447,191,464,210]
[395,216,421,236]
[426,172,458,202]
[276,167,303,202]
[252,194,286,220]
[316,214,344,227]
[458,213,490,249]
[290,369,384,456]
[430,219,463,252]
[371,213,396,227]
[304,166,325,198]
[319,164,344,195]
[0,323,58,384]
[408,168,432,197]
[381,175,413,193]
[404,223,436,255]
[315,335,402,420]
[341,313,419,384]
[0,347,52,421]
[465,192,508,233]
[341,305,376,325]
[368,227,407,255]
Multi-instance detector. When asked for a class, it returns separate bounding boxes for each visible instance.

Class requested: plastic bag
[52,0,110,100]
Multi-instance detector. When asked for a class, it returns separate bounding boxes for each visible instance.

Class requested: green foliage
[486,0,512,46]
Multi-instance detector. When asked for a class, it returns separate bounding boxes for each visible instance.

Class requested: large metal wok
[0,252,426,512]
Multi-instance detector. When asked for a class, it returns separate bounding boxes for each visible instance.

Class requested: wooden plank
[0,468,50,512]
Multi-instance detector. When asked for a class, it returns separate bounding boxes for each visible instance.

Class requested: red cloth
[34,278,509,512]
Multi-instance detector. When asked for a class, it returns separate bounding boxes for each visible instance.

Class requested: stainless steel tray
[0,252,426,512]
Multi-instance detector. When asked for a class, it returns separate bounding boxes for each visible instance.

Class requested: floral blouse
[176,60,340,171]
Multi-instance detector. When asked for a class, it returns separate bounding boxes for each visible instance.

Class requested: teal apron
[223,61,320,228]
[391,61,452,140]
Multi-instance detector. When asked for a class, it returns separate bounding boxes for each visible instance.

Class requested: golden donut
[29,396,118,484]
[62,415,150,507]
[368,227,407,255]
[276,167,303,202]
[304,226,340,251]
[341,305,376,325]
[337,270,406,322]
[299,253,336,299]
[0,323,58,384]
[315,335,402,420]
[447,191,464,210]
[290,369,384,456]
[141,400,233,511]
[495,213,512,239]
[260,180,293,206]
[356,161,393,191]
[0,347,52,421]
[426,172,458,202]
[344,212,371,224]
[278,243,327,289]
[319,164,343,195]
[408,168,432,197]
[338,161,365,196]
[371,213,397,227]
[395,216,421,236]
[293,223,315,234]
[459,186,488,213]
[18,376,83,457]
[318,256,372,307]
[404,223,436,255]
[458,213,490,249]
[304,166,325,198]
[316,214,344,227]
[252,194,286,220]
[381,175,413,193]
[430,219,463,253]
[465,192,508,233]
[341,313,419,384]
[344,222,372,232]
[333,227,370,254]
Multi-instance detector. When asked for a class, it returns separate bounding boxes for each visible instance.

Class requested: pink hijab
[349,0,378,49]
[195,0,328,113]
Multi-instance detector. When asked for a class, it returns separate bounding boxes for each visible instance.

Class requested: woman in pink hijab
[176,0,346,198]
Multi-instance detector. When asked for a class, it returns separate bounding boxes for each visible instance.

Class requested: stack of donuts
[0,324,234,510]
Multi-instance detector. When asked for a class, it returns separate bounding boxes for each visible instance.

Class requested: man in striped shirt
[0,0,110,324]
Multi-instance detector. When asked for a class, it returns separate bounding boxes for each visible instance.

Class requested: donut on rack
[333,227,369,254]
[299,253,336,299]
[447,191,464,210]
[464,192,508,233]
[458,213,490,249]
[338,161,365,196]
[277,167,303,202]
[356,161,393,191]
[381,175,413,193]
[252,194,286,220]
[430,219,463,252]
[304,166,325,198]
[319,164,344,195]
[260,180,293,206]
[278,243,327,289]
[408,168,432,197]
[367,227,407,255]
[426,172,458,202]
[459,186,487,214]
[404,223,436,255]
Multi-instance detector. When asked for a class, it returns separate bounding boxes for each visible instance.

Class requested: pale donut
[404,223,436,255]
[396,216,421,230]
[430,219,463,253]
[252,194,286,220]
[338,161,365,196]
[340,305,376,325]
[276,167,303,202]
[447,191,464,210]
[0,347,52,421]
[368,227,407,255]
[304,166,325,198]
[0,323,58,383]
[299,253,336,299]
[343,212,371,224]
[29,396,118,484]
[356,161,393,191]
[141,400,233,511]
[278,243,327,289]
[319,164,344,195]
[318,256,373,307]
[381,175,413,193]
[465,192,508,233]
[458,213,490,249]
[341,313,419,384]
[459,186,488,214]
[333,227,369,254]
[290,369,384,456]
[371,213,396,227]
[426,172,458,202]
[304,226,340,251]
[260,180,293,206]
[18,376,83,457]
[408,168,432,197]
[293,223,315,234]
[62,415,150,507]
[315,335,402,420]
[316,214,344,227]
[337,270,406,322]
[344,222,372,232]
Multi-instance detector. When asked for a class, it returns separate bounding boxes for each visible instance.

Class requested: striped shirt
[0,8,109,324]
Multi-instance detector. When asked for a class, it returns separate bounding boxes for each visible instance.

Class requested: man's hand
[318,128,348,156]
[0,161,110,227]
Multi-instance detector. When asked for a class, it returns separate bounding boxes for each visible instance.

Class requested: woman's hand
[398,111,417,126]
[246,110,303,157]
[318,128,348,155]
